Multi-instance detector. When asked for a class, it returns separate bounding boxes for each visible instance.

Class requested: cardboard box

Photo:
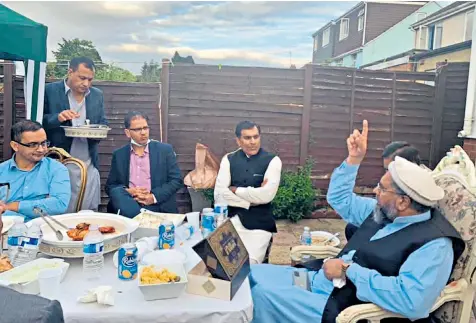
[187,219,250,301]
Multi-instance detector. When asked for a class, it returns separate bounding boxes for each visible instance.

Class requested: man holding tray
[43,57,108,212]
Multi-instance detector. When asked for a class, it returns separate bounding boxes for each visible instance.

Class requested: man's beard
[373,203,398,225]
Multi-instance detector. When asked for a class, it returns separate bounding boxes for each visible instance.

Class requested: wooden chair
[45,147,87,213]
[290,146,476,323]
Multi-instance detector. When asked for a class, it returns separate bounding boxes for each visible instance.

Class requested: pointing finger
[362,120,369,137]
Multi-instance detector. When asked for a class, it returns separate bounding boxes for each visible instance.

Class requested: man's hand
[6,202,19,212]
[58,110,80,122]
[346,119,368,165]
[229,186,237,193]
[134,192,156,206]
[323,258,345,280]
[261,179,268,187]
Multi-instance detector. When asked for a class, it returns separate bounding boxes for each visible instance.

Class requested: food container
[61,124,111,139]
[310,231,340,247]
[138,263,188,301]
[0,258,69,295]
[132,210,185,239]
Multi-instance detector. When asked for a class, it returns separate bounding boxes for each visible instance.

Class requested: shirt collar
[9,154,43,171]
[392,210,432,224]
[64,79,90,97]
[131,143,149,155]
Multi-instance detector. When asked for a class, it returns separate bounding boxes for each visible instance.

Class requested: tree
[138,60,161,82]
[171,51,195,65]
[95,65,137,82]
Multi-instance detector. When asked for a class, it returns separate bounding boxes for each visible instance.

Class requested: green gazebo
[0,4,47,123]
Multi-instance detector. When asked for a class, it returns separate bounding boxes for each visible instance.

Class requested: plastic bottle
[20,223,43,265]
[214,192,228,228]
[83,224,104,280]
[7,218,27,267]
[301,227,312,246]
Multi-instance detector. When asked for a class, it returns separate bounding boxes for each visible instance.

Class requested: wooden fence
[0,61,468,213]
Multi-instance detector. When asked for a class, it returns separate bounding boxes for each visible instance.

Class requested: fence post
[390,73,396,142]
[349,70,356,132]
[430,66,447,168]
[160,58,171,143]
[299,64,313,166]
[3,61,14,160]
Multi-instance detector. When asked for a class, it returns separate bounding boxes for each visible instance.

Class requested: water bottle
[21,223,43,264]
[301,227,312,246]
[201,208,215,238]
[83,224,104,280]
[7,218,27,267]
[214,193,228,228]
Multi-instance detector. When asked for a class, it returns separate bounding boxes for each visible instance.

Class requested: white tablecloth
[55,236,254,323]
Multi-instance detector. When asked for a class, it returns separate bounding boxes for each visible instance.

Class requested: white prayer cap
[388,156,444,207]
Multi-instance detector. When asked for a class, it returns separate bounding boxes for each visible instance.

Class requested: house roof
[360,49,427,68]
[411,1,475,29]
[411,40,472,60]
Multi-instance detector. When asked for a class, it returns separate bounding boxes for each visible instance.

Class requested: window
[313,36,318,51]
[465,10,474,41]
[415,26,428,50]
[433,23,443,49]
[358,10,364,31]
[415,12,426,22]
[322,27,330,47]
[335,58,343,66]
[339,18,349,40]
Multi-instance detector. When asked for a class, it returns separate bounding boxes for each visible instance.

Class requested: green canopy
[0,4,47,123]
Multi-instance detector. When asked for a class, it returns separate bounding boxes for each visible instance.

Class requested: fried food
[0,255,13,273]
[99,226,115,234]
[66,223,116,241]
[140,266,181,285]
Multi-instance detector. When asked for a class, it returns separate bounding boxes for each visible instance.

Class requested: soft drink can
[158,221,175,249]
[202,211,216,237]
[118,243,138,280]
[214,204,228,218]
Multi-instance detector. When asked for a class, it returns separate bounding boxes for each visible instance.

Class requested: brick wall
[463,138,476,161]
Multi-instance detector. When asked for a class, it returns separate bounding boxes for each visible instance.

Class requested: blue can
[202,211,216,237]
[158,221,175,249]
[118,243,138,280]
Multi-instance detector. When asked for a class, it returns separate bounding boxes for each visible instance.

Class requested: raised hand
[346,120,368,165]
[58,110,80,122]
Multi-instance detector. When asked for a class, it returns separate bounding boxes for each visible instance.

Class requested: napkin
[78,286,115,306]
[323,258,346,289]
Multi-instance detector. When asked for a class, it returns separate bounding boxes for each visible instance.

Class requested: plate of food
[310,231,340,247]
[28,212,139,258]
[61,124,111,139]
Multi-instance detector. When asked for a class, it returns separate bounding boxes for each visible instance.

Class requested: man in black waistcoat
[214,121,282,261]
[249,120,465,323]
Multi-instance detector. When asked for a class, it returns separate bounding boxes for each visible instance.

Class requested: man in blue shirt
[0,120,71,221]
[249,120,464,323]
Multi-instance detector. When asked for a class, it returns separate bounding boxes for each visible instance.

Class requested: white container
[185,212,200,232]
[0,258,69,295]
[38,268,62,300]
[310,231,341,247]
[138,263,188,301]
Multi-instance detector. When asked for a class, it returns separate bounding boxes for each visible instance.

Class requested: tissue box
[187,219,250,301]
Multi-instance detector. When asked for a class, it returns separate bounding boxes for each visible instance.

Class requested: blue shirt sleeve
[326,161,377,227]
[346,237,453,320]
[18,162,71,219]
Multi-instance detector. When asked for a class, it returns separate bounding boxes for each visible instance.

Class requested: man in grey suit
[43,57,108,211]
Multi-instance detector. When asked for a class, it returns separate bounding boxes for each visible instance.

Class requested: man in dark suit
[105,111,183,218]
[42,57,108,211]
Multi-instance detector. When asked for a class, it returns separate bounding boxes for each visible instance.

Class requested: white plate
[28,212,139,258]
[0,258,69,295]
[310,231,340,247]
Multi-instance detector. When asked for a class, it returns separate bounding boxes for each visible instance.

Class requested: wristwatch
[342,262,353,276]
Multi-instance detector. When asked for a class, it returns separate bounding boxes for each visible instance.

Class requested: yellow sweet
[139,266,180,285]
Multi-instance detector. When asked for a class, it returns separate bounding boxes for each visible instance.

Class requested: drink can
[158,221,175,249]
[118,243,138,280]
[202,211,216,237]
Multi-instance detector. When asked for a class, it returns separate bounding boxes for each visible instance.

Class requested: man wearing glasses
[0,120,71,221]
[43,56,108,211]
[105,111,183,218]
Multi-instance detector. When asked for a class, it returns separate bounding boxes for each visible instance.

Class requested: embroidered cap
[388,156,444,207]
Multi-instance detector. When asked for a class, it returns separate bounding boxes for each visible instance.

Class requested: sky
[3,1,359,73]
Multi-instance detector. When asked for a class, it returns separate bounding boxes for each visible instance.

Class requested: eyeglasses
[15,140,50,149]
[376,182,406,196]
[128,126,150,132]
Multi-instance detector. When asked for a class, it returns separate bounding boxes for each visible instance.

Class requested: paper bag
[184,143,220,189]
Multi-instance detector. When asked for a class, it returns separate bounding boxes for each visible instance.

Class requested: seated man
[106,111,183,218]
[0,120,71,221]
[345,141,421,240]
[249,120,465,323]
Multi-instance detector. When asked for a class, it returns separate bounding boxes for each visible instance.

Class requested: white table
[54,235,254,323]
